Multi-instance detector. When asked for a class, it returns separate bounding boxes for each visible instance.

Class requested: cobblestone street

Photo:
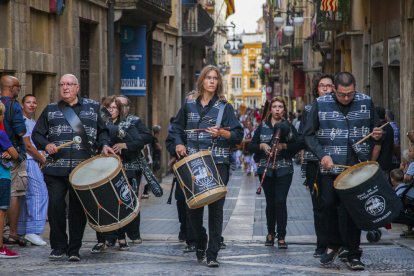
[2,166,414,275]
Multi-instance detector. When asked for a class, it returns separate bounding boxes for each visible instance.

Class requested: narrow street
[2,165,414,275]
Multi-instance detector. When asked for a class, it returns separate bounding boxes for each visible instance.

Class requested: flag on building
[225,0,235,18]
[320,0,338,11]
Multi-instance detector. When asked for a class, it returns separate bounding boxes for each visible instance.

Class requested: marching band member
[169,65,243,267]
[248,97,300,249]
[303,72,382,270]
[32,74,114,262]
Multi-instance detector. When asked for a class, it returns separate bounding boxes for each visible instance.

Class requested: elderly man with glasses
[32,74,115,262]
[303,72,383,271]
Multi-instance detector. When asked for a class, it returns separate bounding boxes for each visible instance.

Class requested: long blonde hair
[194,65,226,101]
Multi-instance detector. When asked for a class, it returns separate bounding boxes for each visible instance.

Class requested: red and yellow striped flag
[320,0,338,11]
[225,0,235,18]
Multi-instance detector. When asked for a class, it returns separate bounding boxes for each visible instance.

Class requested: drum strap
[58,102,92,155]
[215,103,226,128]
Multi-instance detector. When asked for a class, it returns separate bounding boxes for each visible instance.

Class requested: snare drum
[173,151,227,209]
[69,155,140,232]
[334,161,402,230]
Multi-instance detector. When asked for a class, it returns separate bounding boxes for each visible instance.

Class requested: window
[249,78,256,89]
[232,76,241,89]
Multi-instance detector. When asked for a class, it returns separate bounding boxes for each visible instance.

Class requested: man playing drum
[32,74,115,262]
[169,65,243,267]
[303,72,383,271]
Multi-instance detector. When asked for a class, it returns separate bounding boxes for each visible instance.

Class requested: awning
[225,0,235,18]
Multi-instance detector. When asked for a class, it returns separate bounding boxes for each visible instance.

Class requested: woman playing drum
[91,95,152,253]
[248,97,300,249]
[169,65,243,268]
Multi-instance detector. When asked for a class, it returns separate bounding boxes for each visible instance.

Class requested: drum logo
[365,195,385,216]
[190,159,214,188]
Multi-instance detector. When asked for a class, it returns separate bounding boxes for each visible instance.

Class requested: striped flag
[225,0,235,18]
[320,0,338,11]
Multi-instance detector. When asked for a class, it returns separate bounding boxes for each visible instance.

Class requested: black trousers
[305,161,328,251]
[261,172,293,239]
[44,174,87,256]
[188,164,229,261]
[96,174,142,243]
[175,178,196,245]
[320,174,361,259]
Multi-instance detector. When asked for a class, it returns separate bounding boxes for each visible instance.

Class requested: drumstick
[56,136,82,150]
[184,127,230,133]
[333,164,350,169]
[354,122,390,145]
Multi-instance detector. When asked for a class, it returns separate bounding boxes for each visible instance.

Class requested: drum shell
[70,155,139,232]
[334,164,402,231]
[173,151,227,209]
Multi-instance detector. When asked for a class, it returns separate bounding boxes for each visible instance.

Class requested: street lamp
[273,1,303,37]
[223,21,244,55]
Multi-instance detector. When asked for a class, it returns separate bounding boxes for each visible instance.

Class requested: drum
[334,161,402,231]
[69,155,140,232]
[173,151,227,209]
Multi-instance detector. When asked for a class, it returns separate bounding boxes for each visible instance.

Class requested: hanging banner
[121,26,146,96]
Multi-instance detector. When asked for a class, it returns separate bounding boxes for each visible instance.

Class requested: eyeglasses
[7,84,21,89]
[107,106,118,111]
[318,83,333,89]
[59,83,78,88]
[336,91,356,98]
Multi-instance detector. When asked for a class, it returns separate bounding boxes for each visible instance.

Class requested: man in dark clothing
[303,72,383,271]
[32,74,115,262]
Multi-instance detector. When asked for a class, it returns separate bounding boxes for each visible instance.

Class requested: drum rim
[187,186,227,209]
[69,154,122,189]
[173,150,212,171]
[88,202,140,232]
[333,161,379,190]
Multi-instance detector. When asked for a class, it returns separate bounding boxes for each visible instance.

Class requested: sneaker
[49,248,66,260]
[130,238,142,244]
[119,242,130,251]
[346,258,365,271]
[265,234,274,246]
[68,254,81,262]
[220,241,226,249]
[91,243,106,254]
[24,234,47,246]
[400,229,414,238]
[0,245,19,258]
[183,244,196,253]
[207,259,220,267]
[277,239,288,249]
[337,247,349,262]
[320,248,338,266]
[196,249,206,263]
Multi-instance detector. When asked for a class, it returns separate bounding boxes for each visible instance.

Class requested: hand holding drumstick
[354,122,387,145]
[45,136,82,155]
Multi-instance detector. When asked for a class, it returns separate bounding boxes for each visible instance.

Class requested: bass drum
[334,161,402,231]
[69,155,140,232]
[173,151,227,209]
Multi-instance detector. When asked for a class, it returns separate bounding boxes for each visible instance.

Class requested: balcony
[290,38,303,65]
[182,3,214,47]
[312,28,333,52]
[115,0,172,24]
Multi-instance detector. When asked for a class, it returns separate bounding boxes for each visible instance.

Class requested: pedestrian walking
[17,94,48,246]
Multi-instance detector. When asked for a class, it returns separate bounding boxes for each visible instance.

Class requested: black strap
[58,102,92,155]
[216,102,226,128]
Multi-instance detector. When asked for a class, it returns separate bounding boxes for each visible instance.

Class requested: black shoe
[346,258,365,271]
[119,241,130,251]
[196,249,206,263]
[277,239,288,249]
[337,247,349,262]
[183,244,196,253]
[91,243,106,254]
[320,248,338,266]
[313,248,326,258]
[265,234,274,246]
[207,259,220,267]
[49,248,66,260]
[220,241,226,249]
[68,254,81,262]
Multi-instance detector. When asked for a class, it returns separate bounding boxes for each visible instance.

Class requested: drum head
[70,155,121,187]
[334,162,379,190]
